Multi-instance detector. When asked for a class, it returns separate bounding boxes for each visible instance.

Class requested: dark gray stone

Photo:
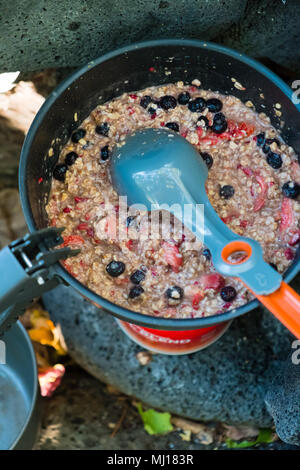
[0,0,246,71]
[218,0,300,75]
[265,350,300,446]
[2,0,300,74]
[43,283,296,431]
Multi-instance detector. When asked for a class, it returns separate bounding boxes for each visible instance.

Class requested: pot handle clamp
[0,227,79,335]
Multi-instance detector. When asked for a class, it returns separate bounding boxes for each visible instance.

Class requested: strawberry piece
[86,227,95,238]
[253,175,268,212]
[198,135,219,146]
[127,106,135,115]
[62,235,84,246]
[240,219,248,228]
[162,242,183,273]
[181,130,188,138]
[129,94,137,100]
[76,222,89,231]
[280,197,294,234]
[63,207,72,213]
[74,196,88,203]
[284,248,294,260]
[192,292,204,309]
[288,230,300,246]
[196,126,203,142]
[199,273,225,291]
[223,302,232,310]
[104,214,118,240]
[125,239,133,250]
[237,163,253,176]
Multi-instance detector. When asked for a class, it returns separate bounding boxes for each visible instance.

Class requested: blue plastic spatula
[110,128,300,337]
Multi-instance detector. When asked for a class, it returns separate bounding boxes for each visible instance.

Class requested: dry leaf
[172,417,214,445]
[196,429,214,445]
[26,306,67,355]
[171,417,208,434]
[179,429,191,441]
[222,423,259,441]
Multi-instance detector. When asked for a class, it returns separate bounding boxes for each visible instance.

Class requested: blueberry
[100,145,110,161]
[282,181,300,199]
[165,122,179,132]
[130,269,145,284]
[212,121,227,134]
[53,164,68,181]
[197,116,209,128]
[126,216,136,227]
[200,152,213,169]
[269,262,278,271]
[106,261,125,277]
[128,285,144,299]
[159,95,177,110]
[202,248,211,260]
[256,132,265,147]
[71,128,86,143]
[165,286,184,305]
[148,107,157,115]
[206,98,223,113]
[213,112,226,123]
[178,91,191,105]
[188,97,206,113]
[266,152,282,169]
[212,113,227,133]
[220,286,237,302]
[140,95,152,109]
[95,123,109,136]
[65,151,78,166]
[219,185,235,199]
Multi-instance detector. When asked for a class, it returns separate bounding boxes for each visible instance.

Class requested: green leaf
[137,403,174,435]
[226,429,274,449]
[226,438,257,449]
[256,428,274,444]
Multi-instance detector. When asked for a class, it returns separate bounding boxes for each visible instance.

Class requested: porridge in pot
[46,82,300,318]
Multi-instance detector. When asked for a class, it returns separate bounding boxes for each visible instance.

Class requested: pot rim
[19,38,300,330]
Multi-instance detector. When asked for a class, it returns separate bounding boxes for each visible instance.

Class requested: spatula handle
[255,281,300,339]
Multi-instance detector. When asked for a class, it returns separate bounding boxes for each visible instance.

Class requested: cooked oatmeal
[46,82,300,319]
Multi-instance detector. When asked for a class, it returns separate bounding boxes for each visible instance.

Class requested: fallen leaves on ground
[136,403,174,435]
[171,417,214,445]
[21,304,68,397]
[222,423,259,441]
[225,428,276,449]
[27,305,67,355]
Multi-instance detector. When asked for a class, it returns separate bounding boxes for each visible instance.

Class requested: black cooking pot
[19,39,300,331]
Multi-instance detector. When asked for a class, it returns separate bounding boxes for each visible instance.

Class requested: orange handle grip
[253,281,300,339]
[220,240,300,338]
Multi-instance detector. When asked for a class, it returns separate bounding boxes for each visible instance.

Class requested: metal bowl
[0,322,40,450]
